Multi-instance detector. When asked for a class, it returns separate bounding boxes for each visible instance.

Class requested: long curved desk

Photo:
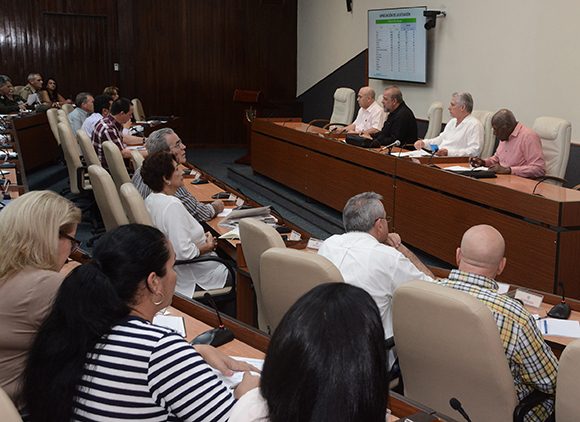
[251,119,580,299]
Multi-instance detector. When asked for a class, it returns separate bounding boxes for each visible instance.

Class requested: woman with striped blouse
[22,224,258,421]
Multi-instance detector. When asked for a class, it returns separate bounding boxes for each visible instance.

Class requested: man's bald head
[457,225,506,278]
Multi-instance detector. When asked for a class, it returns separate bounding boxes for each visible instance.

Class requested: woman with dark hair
[229,283,389,422]
[141,151,229,297]
[23,224,258,421]
[38,77,70,108]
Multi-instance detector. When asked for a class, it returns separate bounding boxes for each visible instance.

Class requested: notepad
[153,314,186,337]
[537,318,580,338]
[212,357,264,389]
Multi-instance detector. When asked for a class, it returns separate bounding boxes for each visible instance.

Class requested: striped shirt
[437,270,558,422]
[73,317,235,421]
[132,168,215,222]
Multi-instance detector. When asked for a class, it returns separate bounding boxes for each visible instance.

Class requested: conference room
[2,0,580,421]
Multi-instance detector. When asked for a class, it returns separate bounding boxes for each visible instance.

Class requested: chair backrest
[532,116,571,179]
[87,165,129,231]
[46,108,61,145]
[0,387,22,422]
[57,109,82,156]
[471,110,494,157]
[77,129,101,167]
[556,339,580,420]
[425,101,443,139]
[130,150,144,172]
[329,87,355,125]
[260,247,343,332]
[119,182,153,226]
[103,141,131,191]
[239,219,286,333]
[12,85,24,98]
[57,121,84,195]
[392,280,518,420]
[131,98,146,121]
[61,103,74,115]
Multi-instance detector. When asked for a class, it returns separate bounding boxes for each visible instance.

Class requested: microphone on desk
[449,397,472,422]
[547,282,571,320]
[190,292,235,347]
[383,140,400,154]
[531,175,568,196]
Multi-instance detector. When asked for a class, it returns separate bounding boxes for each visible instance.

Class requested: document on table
[152,314,186,337]
[212,357,264,389]
[394,149,431,157]
[217,208,233,218]
[537,318,580,337]
[219,227,240,240]
[445,165,489,172]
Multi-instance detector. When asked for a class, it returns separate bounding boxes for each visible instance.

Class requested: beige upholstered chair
[329,87,355,126]
[131,98,146,121]
[308,87,356,130]
[556,339,580,421]
[57,122,91,195]
[46,108,61,145]
[61,103,74,115]
[87,165,129,231]
[12,85,24,98]
[130,149,144,172]
[532,116,571,179]
[472,110,494,157]
[260,247,343,332]
[119,182,153,226]
[424,101,443,139]
[239,219,285,333]
[103,141,131,191]
[77,129,101,167]
[392,280,549,421]
[0,387,22,422]
[57,109,82,156]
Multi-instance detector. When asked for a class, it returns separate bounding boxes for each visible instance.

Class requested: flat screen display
[368,6,427,83]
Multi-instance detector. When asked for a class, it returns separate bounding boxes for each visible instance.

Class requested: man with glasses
[132,128,224,222]
[414,91,483,157]
[318,192,433,343]
[370,85,418,147]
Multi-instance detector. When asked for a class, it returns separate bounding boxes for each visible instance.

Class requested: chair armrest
[175,255,237,292]
[307,118,330,128]
[513,389,553,422]
[322,122,348,130]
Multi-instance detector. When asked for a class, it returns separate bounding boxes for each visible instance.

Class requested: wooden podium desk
[10,112,60,172]
[251,119,580,299]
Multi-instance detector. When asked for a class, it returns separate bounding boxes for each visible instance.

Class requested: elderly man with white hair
[437,225,557,422]
[318,191,433,343]
[415,91,483,156]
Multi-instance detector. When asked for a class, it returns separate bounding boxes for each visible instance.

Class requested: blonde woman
[0,191,81,406]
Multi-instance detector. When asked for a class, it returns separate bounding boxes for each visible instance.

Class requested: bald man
[437,225,557,421]
[470,109,545,178]
[340,86,383,134]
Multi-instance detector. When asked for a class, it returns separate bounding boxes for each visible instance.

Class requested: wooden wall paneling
[0,0,118,100]
[395,180,558,293]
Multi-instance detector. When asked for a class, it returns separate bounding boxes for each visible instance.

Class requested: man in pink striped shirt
[471,109,545,178]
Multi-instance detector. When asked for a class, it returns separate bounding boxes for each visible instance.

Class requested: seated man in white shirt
[68,92,94,134]
[81,94,113,137]
[414,92,483,157]
[338,86,382,134]
[318,192,434,343]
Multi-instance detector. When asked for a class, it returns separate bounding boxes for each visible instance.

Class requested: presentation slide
[368,7,427,84]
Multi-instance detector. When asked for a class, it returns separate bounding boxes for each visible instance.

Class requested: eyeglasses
[170,139,183,149]
[375,216,392,224]
[59,231,81,254]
